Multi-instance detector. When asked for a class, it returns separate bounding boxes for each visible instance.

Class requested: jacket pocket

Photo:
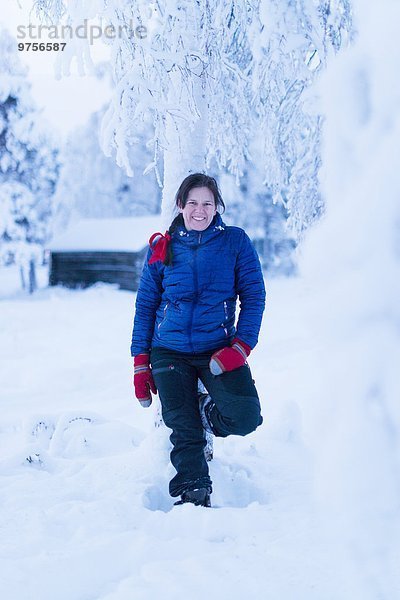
[152,364,175,375]
[220,301,229,337]
[157,302,170,332]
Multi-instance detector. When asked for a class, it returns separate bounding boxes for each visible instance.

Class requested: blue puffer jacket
[131,213,266,355]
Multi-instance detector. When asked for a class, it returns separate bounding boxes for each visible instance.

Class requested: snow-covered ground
[0,267,357,600]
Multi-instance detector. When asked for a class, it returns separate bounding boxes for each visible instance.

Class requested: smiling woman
[130,173,266,508]
[179,186,216,231]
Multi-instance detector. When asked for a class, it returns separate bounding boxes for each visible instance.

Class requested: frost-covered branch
[30,0,353,232]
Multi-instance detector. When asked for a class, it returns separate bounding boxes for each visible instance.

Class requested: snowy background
[1,0,400,598]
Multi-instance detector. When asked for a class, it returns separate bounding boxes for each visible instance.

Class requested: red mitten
[133,353,157,407]
[209,338,252,375]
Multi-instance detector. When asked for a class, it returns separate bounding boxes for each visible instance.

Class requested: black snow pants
[150,346,263,498]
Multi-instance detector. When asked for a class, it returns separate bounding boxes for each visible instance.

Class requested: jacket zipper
[158,302,169,332]
[223,301,228,320]
[188,233,202,351]
[221,301,228,336]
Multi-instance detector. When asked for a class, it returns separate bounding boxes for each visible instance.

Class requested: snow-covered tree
[220,159,296,276]
[54,106,161,228]
[32,0,351,237]
[252,0,353,237]
[0,25,59,292]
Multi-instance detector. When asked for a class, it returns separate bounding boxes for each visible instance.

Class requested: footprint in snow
[23,413,144,460]
[142,484,173,513]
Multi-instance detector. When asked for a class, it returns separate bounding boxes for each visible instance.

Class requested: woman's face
[179,186,217,232]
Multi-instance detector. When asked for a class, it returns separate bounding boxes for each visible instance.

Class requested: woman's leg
[150,347,212,498]
[198,357,263,438]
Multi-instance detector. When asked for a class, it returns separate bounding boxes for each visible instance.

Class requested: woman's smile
[179,186,217,231]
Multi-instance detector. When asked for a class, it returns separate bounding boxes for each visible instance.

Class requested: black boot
[174,488,211,507]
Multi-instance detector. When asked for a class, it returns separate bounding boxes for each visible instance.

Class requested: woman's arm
[130,248,164,356]
[234,231,266,349]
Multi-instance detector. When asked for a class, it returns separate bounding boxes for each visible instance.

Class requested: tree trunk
[19,265,26,291]
[161,56,208,225]
[29,259,37,294]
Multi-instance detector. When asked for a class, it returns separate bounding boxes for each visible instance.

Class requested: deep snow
[1,268,355,600]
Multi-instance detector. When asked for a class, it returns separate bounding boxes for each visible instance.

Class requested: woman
[131,173,265,507]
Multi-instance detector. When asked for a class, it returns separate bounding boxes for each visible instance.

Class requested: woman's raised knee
[222,399,262,436]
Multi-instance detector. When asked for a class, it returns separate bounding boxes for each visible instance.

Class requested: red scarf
[148,231,171,264]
